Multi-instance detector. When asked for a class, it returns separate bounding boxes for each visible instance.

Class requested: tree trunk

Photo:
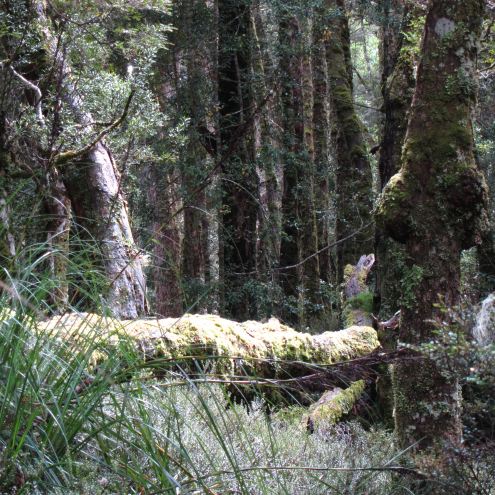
[44,171,71,312]
[65,146,147,318]
[0,186,15,266]
[373,0,422,426]
[377,0,488,450]
[311,14,330,287]
[375,1,422,321]
[299,17,323,327]
[324,0,373,285]
[218,0,259,321]
[278,10,306,324]
[0,118,15,273]
[32,1,146,318]
[147,163,183,317]
[251,0,281,319]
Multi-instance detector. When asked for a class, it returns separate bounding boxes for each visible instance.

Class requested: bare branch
[2,64,44,125]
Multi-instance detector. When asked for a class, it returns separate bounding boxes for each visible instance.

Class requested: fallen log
[38,313,379,378]
[304,380,366,431]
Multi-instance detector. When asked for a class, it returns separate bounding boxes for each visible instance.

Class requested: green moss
[346,291,373,313]
[342,114,362,134]
[376,172,413,243]
[274,405,306,425]
[38,313,380,378]
[342,291,374,327]
[302,380,365,428]
[332,86,353,110]
[399,265,425,310]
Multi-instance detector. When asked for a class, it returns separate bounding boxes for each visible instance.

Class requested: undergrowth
[0,242,493,494]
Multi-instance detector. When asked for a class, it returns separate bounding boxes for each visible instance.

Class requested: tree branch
[52,89,135,166]
[2,63,44,125]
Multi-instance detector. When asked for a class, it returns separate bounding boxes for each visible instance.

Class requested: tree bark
[44,171,71,311]
[324,0,374,285]
[146,163,183,317]
[311,13,330,287]
[299,17,324,327]
[0,118,15,273]
[251,0,282,318]
[65,145,146,318]
[218,0,259,321]
[373,0,423,426]
[32,1,147,318]
[278,10,306,324]
[375,1,420,320]
[377,0,488,450]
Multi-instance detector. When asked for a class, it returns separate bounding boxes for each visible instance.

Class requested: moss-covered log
[39,313,379,376]
[303,380,365,431]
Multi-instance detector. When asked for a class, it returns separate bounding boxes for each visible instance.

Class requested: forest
[0,0,495,493]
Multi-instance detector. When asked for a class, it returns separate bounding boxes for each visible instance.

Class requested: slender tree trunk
[377,0,488,450]
[218,0,259,321]
[133,6,185,317]
[311,16,330,286]
[250,0,281,318]
[298,17,322,326]
[0,186,15,264]
[0,118,15,272]
[178,0,212,312]
[147,163,183,317]
[324,0,373,285]
[278,10,306,324]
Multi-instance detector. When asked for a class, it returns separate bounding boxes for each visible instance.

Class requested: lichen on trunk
[376,0,489,451]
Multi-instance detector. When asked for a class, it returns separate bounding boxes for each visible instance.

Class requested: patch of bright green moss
[303,380,366,428]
